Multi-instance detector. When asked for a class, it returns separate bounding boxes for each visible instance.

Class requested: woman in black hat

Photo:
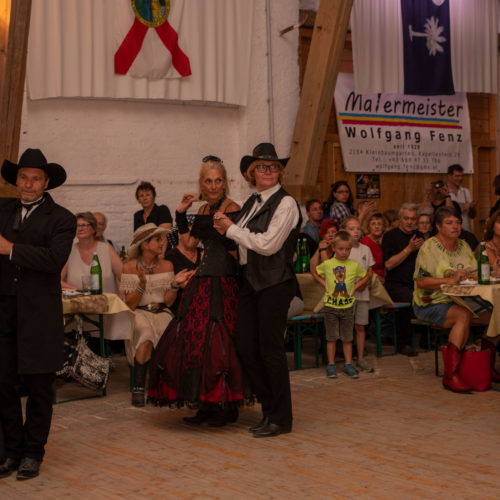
[214,143,302,438]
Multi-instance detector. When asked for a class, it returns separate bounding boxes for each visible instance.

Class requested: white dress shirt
[227,183,300,265]
[448,184,472,231]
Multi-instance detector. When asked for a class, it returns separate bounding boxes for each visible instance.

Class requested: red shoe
[481,337,500,383]
[442,343,473,393]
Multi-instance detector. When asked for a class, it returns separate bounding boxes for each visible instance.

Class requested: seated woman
[310,219,339,283]
[324,181,354,227]
[360,212,386,281]
[413,207,477,393]
[134,181,172,231]
[480,211,500,382]
[417,212,432,240]
[120,224,194,407]
[164,215,202,314]
[61,212,123,290]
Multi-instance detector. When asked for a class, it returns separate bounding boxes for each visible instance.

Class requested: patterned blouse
[413,237,477,307]
[329,201,353,226]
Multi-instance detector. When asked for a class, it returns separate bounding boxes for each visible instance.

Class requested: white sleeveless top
[66,241,117,293]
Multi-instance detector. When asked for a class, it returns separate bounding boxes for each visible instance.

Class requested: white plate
[459,280,478,286]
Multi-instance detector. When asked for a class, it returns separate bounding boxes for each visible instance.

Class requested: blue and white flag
[351,0,497,96]
[401,0,454,95]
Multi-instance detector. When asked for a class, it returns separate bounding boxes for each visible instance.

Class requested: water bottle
[477,242,490,285]
[90,252,103,294]
[300,237,310,273]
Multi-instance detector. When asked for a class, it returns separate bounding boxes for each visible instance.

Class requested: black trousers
[0,296,55,462]
[235,277,295,426]
[384,282,415,347]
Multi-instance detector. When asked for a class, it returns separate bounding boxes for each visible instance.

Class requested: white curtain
[351,0,497,94]
[27,0,255,105]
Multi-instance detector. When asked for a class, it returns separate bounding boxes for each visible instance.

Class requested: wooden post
[0,0,32,196]
[284,0,353,202]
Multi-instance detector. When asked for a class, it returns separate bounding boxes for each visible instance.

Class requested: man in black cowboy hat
[0,148,76,480]
[214,142,301,437]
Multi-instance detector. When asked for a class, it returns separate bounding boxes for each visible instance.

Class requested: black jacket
[0,195,76,373]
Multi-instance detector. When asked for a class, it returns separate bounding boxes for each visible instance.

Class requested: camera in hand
[432,180,445,189]
[414,230,425,239]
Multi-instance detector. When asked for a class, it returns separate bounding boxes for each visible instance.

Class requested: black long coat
[0,194,76,374]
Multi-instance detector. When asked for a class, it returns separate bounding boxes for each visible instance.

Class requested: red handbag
[459,348,492,392]
[441,346,492,392]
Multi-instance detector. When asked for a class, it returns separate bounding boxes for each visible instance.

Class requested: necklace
[139,257,159,272]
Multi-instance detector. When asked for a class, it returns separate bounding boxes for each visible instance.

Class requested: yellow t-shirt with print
[316,257,367,309]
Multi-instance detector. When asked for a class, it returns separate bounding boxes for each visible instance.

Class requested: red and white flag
[115,0,191,79]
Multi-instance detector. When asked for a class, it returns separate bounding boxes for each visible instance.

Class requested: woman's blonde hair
[198,158,229,200]
[244,160,284,186]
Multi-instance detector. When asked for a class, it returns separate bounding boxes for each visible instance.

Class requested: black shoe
[0,457,20,478]
[252,422,292,438]
[206,408,239,427]
[16,457,41,481]
[183,409,212,425]
[248,416,269,433]
[399,345,418,357]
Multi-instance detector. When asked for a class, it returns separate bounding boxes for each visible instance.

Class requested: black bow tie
[250,193,262,203]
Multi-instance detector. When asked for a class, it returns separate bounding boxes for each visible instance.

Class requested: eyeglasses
[255,164,280,173]
[77,223,91,229]
[202,155,222,163]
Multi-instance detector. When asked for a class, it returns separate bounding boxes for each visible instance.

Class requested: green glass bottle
[300,237,310,273]
[477,242,490,285]
[295,238,302,274]
[90,251,103,294]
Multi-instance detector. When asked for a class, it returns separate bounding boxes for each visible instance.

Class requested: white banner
[334,73,473,174]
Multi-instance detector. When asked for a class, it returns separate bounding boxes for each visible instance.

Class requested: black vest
[237,187,302,292]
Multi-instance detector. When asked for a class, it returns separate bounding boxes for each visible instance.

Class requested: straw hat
[128,223,169,258]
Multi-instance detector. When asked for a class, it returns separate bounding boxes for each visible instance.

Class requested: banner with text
[334,73,473,174]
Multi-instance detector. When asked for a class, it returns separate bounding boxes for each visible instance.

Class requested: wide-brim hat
[128,223,170,259]
[1,148,67,190]
[240,142,289,176]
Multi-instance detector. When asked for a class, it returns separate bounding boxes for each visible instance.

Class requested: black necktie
[21,197,45,222]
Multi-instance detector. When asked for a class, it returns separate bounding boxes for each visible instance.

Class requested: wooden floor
[1,344,499,500]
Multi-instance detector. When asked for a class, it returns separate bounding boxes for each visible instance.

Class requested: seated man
[93,212,118,252]
[413,207,477,393]
[302,199,323,245]
[382,203,424,356]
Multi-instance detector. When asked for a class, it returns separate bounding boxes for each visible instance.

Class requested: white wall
[19,0,300,249]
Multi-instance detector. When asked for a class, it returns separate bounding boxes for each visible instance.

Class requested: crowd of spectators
[59,162,500,397]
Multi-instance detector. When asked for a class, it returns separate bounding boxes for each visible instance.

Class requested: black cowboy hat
[1,148,67,190]
[240,142,289,175]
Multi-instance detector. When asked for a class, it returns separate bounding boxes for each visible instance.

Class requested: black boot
[206,407,239,427]
[183,409,212,425]
[131,359,149,407]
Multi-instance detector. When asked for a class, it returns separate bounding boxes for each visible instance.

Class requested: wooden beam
[0,0,32,197]
[284,0,353,202]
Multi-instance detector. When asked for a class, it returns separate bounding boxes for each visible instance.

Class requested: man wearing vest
[214,143,301,437]
[0,149,76,480]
